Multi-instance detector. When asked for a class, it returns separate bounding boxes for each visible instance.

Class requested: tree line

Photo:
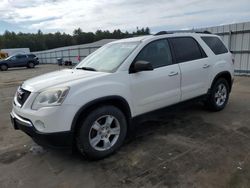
[0,27,150,52]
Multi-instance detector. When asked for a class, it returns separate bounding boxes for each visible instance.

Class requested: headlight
[32,87,69,110]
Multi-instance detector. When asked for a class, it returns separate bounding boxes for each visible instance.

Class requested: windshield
[75,42,140,72]
[6,55,14,60]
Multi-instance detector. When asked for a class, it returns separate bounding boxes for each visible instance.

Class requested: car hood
[22,69,109,92]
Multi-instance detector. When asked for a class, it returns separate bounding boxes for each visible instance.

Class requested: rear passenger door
[169,37,210,101]
[129,39,181,115]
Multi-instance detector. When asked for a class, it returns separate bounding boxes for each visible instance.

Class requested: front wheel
[76,105,127,160]
[0,64,8,71]
[205,78,230,111]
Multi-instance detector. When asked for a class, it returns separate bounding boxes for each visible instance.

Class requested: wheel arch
[28,60,35,64]
[210,71,233,92]
[0,63,8,67]
[71,96,132,134]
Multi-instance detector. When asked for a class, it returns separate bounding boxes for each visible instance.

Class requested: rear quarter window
[28,54,36,58]
[201,36,228,55]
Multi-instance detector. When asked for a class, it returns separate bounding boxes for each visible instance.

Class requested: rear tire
[205,78,229,111]
[76,105,127,160]
[0,64,8,71]
[27,62,35,68]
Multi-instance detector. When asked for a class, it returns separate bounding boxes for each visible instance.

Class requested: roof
[110,35,152,43]
[110,32,218,44]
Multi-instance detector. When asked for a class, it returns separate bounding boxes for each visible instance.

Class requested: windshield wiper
[76,67,97,71]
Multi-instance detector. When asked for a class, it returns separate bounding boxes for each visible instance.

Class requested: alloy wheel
[88,115,120,151]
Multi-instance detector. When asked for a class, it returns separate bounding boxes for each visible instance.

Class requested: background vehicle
[0,54,39,71]
[10,32,234,159]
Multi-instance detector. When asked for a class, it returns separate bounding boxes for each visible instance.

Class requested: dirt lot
[0,64,250,188]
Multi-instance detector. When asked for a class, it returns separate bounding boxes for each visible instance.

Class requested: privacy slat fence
[201,21,250,75]
[34,22,250,75]
[33,39,116,65]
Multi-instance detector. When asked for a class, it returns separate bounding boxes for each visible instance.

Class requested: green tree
[0,27,151,51]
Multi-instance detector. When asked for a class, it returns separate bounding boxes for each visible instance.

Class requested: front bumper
[10,111,73,148]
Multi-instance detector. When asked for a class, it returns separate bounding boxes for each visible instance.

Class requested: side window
[170,37,205,63]
[28,55,35,58]
[135,39,172,68]
[201,36,228,55]
[17,55,27,59]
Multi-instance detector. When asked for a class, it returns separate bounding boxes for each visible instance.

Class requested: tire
[27,62,35,68]
[0,64,8,71]
[76,105,127,160]
[206,78,229,111]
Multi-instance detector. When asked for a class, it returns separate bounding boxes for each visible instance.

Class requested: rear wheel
[27,62,35,68]
[76,105,127,160]
[0,64,8,71]
[206,78,229,111]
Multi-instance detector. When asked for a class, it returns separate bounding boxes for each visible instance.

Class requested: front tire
[76,105,127,160]
[206,78,229,111]
[0,64,8,71]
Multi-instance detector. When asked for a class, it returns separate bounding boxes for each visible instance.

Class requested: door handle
[203,64,210,68]
[168,71,178,76]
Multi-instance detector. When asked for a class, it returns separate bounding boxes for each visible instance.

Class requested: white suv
[10,32,234,159]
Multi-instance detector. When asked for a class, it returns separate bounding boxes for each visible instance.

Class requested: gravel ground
[0,64,250,188]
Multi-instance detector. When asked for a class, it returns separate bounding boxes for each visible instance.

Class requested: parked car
[10,32,234,159]
[0,54,39,71]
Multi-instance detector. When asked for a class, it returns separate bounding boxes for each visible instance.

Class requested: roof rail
[154,30,212,36]
[195,30,212,34]
[154,31,173,36]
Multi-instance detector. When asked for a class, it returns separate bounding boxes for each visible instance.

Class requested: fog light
[34,120,45,131]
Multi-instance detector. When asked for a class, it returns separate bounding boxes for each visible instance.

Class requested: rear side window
[201,36,228,55]
[169,37,206,63]
[136,39,172,68]
[28,54,36,58]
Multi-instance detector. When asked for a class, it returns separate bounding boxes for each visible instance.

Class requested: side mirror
[131,60,153,73]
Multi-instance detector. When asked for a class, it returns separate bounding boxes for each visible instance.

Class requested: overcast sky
[0,0,250,34]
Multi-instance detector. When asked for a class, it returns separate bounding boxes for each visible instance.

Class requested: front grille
[16,87,31,106]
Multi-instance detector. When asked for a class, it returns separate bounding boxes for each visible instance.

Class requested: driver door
[129,39,181,116]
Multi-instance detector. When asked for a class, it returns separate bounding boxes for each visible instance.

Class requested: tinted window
[170,37,205,63]
[28,54,36,58]
[136,39,172,68]
[201,36,228,55]
[16,55,26,59]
